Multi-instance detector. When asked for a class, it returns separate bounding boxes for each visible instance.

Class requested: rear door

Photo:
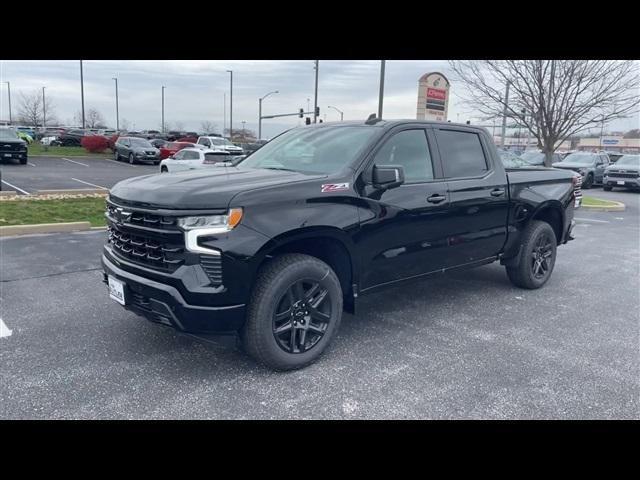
[595,155,609,183]
[433,126,510,268]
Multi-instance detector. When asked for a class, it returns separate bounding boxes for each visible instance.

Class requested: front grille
[106,203,178,231]
[107,225,185,272]
[200,254,222,286]
[607,171,638,178]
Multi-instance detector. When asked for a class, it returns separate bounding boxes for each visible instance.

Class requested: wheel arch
[530,200,565,245]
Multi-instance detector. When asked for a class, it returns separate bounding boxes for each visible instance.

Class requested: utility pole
[223,93,226,135]
[258,90,278,140]
[42,87,46,127]
[313,61,319,123]
[500,81,510,148]
[80,60,85,129]
[161,86,166,132]
[227,70,233,139]
[378,60,386,119]
[5,81,12,124]
[112,78,119,132]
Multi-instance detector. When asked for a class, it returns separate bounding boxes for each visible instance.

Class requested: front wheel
[603,185,612,191]
[582,174,594,189]
[506,220,557,289]
[242,253,343,371]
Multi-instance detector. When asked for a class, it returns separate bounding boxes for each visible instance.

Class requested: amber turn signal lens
[228,208,243,228]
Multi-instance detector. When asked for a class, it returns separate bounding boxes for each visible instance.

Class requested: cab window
[372,129,434,183]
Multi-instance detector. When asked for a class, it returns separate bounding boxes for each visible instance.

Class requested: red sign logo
[427,88,446,100]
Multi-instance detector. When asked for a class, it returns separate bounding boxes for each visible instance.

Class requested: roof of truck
[304,118,487,130]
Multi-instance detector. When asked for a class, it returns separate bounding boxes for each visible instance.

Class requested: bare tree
[173,121,185,131]
[85,108,107,128]
[449,60,640,166]
[17,90,56,127]
[200,120,217,134]
[120,118,130,131]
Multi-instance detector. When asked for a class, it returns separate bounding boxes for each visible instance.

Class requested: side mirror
[372,165,404,190]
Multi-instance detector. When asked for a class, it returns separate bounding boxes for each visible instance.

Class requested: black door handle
[490,188,505,197]
[427,194,447,204]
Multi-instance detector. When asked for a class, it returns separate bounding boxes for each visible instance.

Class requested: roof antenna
[365,113,382,125]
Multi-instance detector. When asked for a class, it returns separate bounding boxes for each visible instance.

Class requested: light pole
[161,86,165,133]
[223,93,226,135]
[327,105,343,121]
[5,81,12,125]
[80,60,85,129]
[227,70,233,140]
[42,87,46,127]
[112,77,119,132]
[241,120,246,139]
[313,61,319,123]
[378,60,386,119]
[258,90,278,140]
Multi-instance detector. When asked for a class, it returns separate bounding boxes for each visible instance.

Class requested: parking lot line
[102,158,137,168]
[1,180,30,195]
[71,178,108,190]
[61,158,89,167]
[28,162,37,167]
[0,318,12,338]
[574,218,610,224]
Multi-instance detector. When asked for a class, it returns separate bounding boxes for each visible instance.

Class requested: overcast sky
[0,60,637,138]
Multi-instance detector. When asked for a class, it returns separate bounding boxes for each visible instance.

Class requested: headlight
[177,208,243,231]
[179,208,243,254]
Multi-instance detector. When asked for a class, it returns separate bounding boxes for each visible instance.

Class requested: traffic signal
[315,106,320,117]
[305,117,311,125]
[299,108,304,118]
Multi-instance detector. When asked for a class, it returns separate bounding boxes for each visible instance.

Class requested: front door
[355,127,451,292]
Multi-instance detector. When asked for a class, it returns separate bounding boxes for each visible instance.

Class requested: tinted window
[184,150,200,160]
[172,150,185,160]
[436,130,488,178]
[373,129,434,183]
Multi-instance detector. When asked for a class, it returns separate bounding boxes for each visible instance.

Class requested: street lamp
[327,105,344,121]
[258,90,278,140]
[241,120,246,139]
[42,86,46,127]
[112,78,119,132]
[227,70,233,139]
[161,86,166,133]
[5,81,12,124]
[80,60,85,129]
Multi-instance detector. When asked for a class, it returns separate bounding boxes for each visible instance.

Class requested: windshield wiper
[262,166,298,172]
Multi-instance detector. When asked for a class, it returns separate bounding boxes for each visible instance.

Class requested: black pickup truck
[102,119,580,370]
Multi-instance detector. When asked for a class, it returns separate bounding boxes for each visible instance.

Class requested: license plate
[617,181,625,185]
[108,276,126,305]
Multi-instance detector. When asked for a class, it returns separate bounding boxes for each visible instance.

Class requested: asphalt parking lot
[0,190,638,419]
[0,155,158,194]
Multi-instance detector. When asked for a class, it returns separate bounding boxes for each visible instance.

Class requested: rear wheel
[603,185,612,191]
[582,173,594,189]
[160,166,168,173]
[506,220,557,289]
[242,253,343,371]
[128,153,135,165]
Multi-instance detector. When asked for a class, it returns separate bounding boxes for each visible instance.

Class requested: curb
[0,191,17,196]
[0,221,92,237]
[36,188,108,195]
[580,200,625,212]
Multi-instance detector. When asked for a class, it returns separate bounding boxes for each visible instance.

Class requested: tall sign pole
[80,60,85,128]
[417,72,450,122]
[378,60,386,119]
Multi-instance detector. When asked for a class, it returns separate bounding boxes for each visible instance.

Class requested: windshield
[209,138,233,146]
[498,150,530,168]
[130,138,153,148]
[563,153,596,165]
[0,129,20,140]
[238,126,378,174]
[520,151,545,164]
[614,155,640,167]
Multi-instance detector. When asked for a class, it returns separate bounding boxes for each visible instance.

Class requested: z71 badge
[321,183,350,193]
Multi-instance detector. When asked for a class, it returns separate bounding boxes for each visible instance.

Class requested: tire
[603,185,612,191]
[242,253,343,371]
[582,173,594,189]
[114,150,120,161]
[20,157,27,165]
[128,153,136,165]
[153,161,160,165]
[160,166,168,173]
[506,220,557,290]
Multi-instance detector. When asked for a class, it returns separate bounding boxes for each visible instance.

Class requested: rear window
[436,130,488,178]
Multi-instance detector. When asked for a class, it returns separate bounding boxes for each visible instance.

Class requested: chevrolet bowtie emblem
[116,207,132,223]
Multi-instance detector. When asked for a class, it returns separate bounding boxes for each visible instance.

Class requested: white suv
[196,136,244,155]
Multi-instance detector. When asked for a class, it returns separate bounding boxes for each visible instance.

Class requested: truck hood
[110,166,325,209]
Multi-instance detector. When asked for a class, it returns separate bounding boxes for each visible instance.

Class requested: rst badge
[321,183,349,193]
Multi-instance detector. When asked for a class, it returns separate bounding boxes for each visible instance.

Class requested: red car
[159,142,197,160]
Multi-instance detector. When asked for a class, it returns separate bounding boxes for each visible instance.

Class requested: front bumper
[102,253,246,333]
[604,175,640,188]
[0,151,27,160]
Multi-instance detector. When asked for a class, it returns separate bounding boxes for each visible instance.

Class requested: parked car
[196,135,244,155]
[0,128,28,164]
[103,119,580,370]
[58,129,89,146]
[497,149,531,169]
[113,136,160,164]
[177,136,198,144]
[159,141,197,159]
[520,150,563,166]
[167,131,186,141]
[159,148,231,173]
[602,154,640,191]
[149,138,168,149]
[553,152,610,188]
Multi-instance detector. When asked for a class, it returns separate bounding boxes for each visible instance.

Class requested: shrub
[81,135,110,153]
[107,134,119,151]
